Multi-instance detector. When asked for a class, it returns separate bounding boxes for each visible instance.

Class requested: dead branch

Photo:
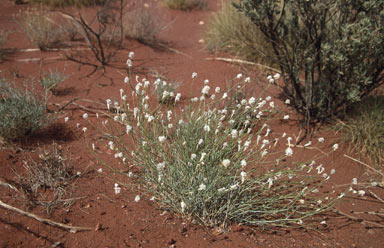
[334,209,384,228]
[55,97,81,112]
[344,154,384,177]
[0,179,18,192]
[205,57,281,73]
[0,199,92,232]
[71,102,111,117]
[368,190,384,204]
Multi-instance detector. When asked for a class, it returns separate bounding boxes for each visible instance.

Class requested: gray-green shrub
[235,0,384,126]
[96,67,342,228]
[0,79,51,141]
[40,70,68,95]
[19,11,63,50]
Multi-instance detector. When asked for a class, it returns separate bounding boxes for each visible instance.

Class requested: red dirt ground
[0,0,384,247]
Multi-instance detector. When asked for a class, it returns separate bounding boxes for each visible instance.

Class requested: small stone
[199,21,204,25]
[198,39,205,44]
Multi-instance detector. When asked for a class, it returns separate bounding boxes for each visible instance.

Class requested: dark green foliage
[235,0,384,126]
[0,79,51,141]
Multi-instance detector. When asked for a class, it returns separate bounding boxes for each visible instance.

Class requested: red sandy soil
[0,0,383,247]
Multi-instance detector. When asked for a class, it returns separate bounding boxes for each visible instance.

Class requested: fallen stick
[343,154,384,177]
[368,190,384,204]
[0,199,92,233]
[16,56,63,62]
[71,102,111,117]
[55,97,81,112]
[0,180,18,192]
[334,209,384,228]
[205,57,281,73]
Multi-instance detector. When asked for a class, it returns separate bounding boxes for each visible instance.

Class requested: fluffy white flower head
[222,159,231,168]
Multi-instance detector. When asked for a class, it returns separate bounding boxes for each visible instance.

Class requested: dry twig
[205,57,281,73]
[344,154,384,177]
[0,199,92,232]
[334,209,384,228]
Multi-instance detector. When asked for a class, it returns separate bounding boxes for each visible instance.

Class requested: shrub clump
[96,61,342,228]
[163,0,206,11]
[0,79,51,141]
[15,144,76,213]
[124,2,161,45]
[235,0,384,125]
[19,10,63,50]
[40,69,68,95]
[29,0,107,7]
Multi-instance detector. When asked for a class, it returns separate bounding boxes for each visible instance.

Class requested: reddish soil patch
[0,0,383,247]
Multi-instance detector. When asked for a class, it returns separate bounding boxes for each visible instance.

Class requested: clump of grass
[124,2,162,45]
[15,144,77,213]
[335,96,384,174]
[29,0,107,7]
[0,30,8,62]
[163,0,206,11]
[205,1,275,65]
[40,69,68,95]
[94,60,344,229]
[19,10,63,50]
[0,78,51,142]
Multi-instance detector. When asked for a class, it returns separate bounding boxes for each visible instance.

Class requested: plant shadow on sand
[13,122,76,147]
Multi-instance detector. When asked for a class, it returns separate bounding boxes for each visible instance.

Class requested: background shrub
[205,1,274,66]
[235,0,384,126]
[29,0,107,7]
[163,0,206,11]
[0,30,8,62]
[19,10,63,50]
[124,2,161,45]
[0,79,51,141]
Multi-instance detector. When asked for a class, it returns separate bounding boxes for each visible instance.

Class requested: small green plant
[335,96,384,175]
[163,0,206,11]
[15,144,77,213]
[235,0,384,127]
[205,1,274,65]
[92,60,344,229]
[0,78,51,142]
[19,10,63,50]
[40,69,68,95]
[124,1,162,45]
